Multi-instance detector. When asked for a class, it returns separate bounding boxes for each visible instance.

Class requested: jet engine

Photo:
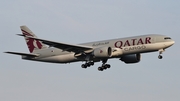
[120,53,141,64]
[93,47,112,58]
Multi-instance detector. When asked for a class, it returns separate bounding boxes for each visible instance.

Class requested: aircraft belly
[39,53,77,63]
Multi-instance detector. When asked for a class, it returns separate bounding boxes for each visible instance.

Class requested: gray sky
[1,0,180,101]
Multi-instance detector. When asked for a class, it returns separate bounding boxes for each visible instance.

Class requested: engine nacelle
[121,54,141,64]
[93,47,112,58]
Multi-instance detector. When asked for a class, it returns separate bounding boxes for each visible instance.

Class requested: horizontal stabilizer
[17,34,25,36]
[4,51,39,57]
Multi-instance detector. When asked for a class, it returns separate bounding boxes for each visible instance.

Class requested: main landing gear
[81,59,111,71]
[98,64,111,71]
[158,49,164,59]
[81,62,94,68]
[98,59,111,71]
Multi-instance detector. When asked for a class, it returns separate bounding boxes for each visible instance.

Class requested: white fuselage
[23,34,174,63]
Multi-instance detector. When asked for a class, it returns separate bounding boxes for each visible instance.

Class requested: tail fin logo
[21,29,43,53]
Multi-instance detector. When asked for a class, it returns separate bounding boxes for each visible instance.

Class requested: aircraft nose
[171,40,175,45]
[168,40,175,47]
[164,40,175,48]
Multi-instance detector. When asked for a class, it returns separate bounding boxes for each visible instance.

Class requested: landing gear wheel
[102,66,107,70]
[98,67,103,71]
[81,64,87,68]
[158,55,163,59]
[105,64,111,68]
[90,62,94,66]
[86,63,91,67]
[81,61,94,69]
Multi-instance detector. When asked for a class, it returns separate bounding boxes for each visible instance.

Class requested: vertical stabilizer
[20,25,47,53]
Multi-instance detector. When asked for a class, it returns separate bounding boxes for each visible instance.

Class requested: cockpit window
[164,37,171,40]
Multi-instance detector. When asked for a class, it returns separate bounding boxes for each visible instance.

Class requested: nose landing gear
[158,49,164,59]
[158,55,163,59]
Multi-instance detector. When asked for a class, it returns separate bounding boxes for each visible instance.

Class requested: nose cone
[171,40,175,45]
[166,40,175,47]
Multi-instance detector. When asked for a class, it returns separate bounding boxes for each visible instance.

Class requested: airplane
[5,25,175,71]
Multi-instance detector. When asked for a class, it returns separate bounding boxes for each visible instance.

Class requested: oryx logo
[100,50,103,53]
[21,29,42,53]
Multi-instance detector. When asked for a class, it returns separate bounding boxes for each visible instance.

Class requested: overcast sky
[1,0,180,101]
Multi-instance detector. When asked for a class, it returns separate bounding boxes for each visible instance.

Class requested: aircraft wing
[18,34,93,53]
[4,51,39,57]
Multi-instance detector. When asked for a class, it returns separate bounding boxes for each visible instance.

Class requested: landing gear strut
[158,49,164,59]
[98,59,111,71]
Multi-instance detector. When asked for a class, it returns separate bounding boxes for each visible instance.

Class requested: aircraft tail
[20,25,47,53]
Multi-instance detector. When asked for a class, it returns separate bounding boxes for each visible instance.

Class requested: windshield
[164,37,171,40]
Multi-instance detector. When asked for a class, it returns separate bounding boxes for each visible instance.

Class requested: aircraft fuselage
[23,34,174,63]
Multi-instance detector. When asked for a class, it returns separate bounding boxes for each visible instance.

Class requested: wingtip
[4,51,11,54]
[16,34,25,36]
[4,51,12,53]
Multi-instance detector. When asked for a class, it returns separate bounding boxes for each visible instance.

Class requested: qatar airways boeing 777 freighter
[5,26,175,71]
